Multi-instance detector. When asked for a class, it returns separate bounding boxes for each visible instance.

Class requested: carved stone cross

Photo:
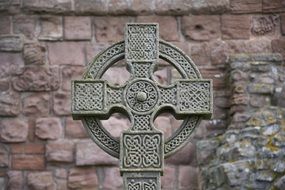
[72,23,212,190]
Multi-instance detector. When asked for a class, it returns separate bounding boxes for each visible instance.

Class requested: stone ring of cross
[72,23,212,189]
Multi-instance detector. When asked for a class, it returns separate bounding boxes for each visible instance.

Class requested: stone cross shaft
[72,23,212,190]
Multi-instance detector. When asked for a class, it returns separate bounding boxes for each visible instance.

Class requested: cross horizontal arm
[158,79,213,119]
[72,80,125,120]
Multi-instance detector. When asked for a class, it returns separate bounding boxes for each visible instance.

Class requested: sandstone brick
[85,42,110,63]
[272,39,285,58]
[12,155,45,170]
[221,15,251,39]
[0,52,24,78]
[0,79,9,91]
[178,166,198,189]
[101,116,130,138]
[161,166,176,189]
[0,119,28,143]
[76,139,119,166]
[0,145,8,168]
[23,93,49,116]
[46,140,74,162]
[53,91,71,116]
[0,16,11,35]
[47,42,85,65]
[181,16,220,41]
[228,39,272,54]
[0,91,20,116]
[190,0,230,14]
[251,15,279,36]
[155,0,191,15]
[0,35,23,52]
[27,172,56,190]
[7,171,23,190]
[93,17,130,42]
[10,144,44,154]
[35,117,62,140]
[64,16,91,40]
[209,40,229,66]
[23,43,46,65]
[12,66,59,91]
[281,14,285,35]
[137,16,179,41]
[23,0,71,13]
[65,117,87,138]
[200,67,226,89]
[154,116,172,138]
[230,0,262,13]
[131,0,154,14]
[165,142,196,165]
[102,167,123,189]
[68,168,98,189]
[74,0,107,15]
[62,66,85,91]
[263,0,285,13]
[189,43,211,66]
[108,0,131,15]
[101,66,131,86]
[39,16,63,41]
[13,15,37,39]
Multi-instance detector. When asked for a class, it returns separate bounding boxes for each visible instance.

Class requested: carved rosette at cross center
[71,23,213,190]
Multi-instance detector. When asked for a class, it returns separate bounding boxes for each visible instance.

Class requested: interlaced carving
[126,24,158,62]
[159,87,177,105]
[123,134,161,168]
[127,179,157,190]
[74,82,104,111]
[178,81,211,112]
[133,115,151,131]
[132,62,152,78]
[107,87,123,105]
[125,80,158,113]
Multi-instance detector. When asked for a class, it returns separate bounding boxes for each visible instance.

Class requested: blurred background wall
[0,0,285,189]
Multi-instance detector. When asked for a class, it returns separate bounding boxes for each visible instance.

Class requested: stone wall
[0,0,284,190]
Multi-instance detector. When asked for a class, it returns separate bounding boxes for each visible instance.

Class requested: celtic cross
[72,23,212,190]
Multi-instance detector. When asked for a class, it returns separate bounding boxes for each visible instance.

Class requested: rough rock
[35,117,62,140]
[221,15,251,39]
[64,16,91,40]
[68,168,98,189]
[0,119,28,142]
[27,172,56,190]
[12,155,45,170]
[0,36,23,52]
[0,91,20,116]
[53,91,71,115]
[39,16,63,40]
[0,145,8,167]
[46,140,74,162]
[23,93,49,116]
[7,171,23,190]
[23,43,46,65]
[65,117,87,138]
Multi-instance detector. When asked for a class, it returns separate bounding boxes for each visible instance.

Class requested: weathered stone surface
[0,52,24,78]
[221,15,251,39]
[54,169,67,190]
[155,0,191,15]
[161,166,176,189]
[23,93,49,116]
[93,17,130,42]
[0,91,20,116]
[74,0,107,15]
[108,0,131,15]
[76,139,119,166]
[0,16,11,35]
[131,0,154,15]
[178,166,198,190]
[189,42,210,66]
[23,43,46,65]
[251,15,279,36]
[166,142,196,165]
[53,91,71,115]
[281,14,285,35]
[190,0,230,14]
[197,139,220,165]
[10,144,44,154]
[27,172,56,190]
[46,140,74,162]
[230,0,262,13]
[62,66,84,91]
[0,119,28,142]
[13,66,59,91]
[65,117,87,138]
[12,155,45,170]
[262,0,285,13]
[137,16,179,41]
[35,117,62,140]
[181,16,220,41]
[0,145,8,168]
[23,0,71,13]
[102,167,123,189]
[154,116,172,138]
[39,16,63,41]
[274,175,285,190]
[48,42,85,65]
[272,39,285,58]
[64,16,91,40]
[101,66,130,86]
[7,171,23,190]
[68,168,98,189]
[13,15,37,39]
[101,116,130,138]
[0,36,23,52]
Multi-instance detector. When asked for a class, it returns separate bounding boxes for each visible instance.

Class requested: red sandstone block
[272,39,285,59]
[65,117,88,138]
[10,144,45,154]
[64,16,91,40]
[131,0,154,15]
[281,14,285,35]
[35,117,62,140]
[68,168,98,189]
[23,0,71,13]
[22,93,50,117]
[108,0,131,15]
[27,171,56,189]
[7,171,24,190]
[165,142,196,165]
[61,66,85,91]
[221,15,251,39]
[178,166,198,190]
[263,0,285,13]
[230,0,262,13]
[161,166,176,189]
[39,16,63,41]
[0,16,11,35]
[181,16,221,41]
[46,140,74,162]
[102,167,123,189]
[74,0,107,15]
[53,91,71,116]
[0,119,28,143]
[12,154,45,170]
[13,15,37,39]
